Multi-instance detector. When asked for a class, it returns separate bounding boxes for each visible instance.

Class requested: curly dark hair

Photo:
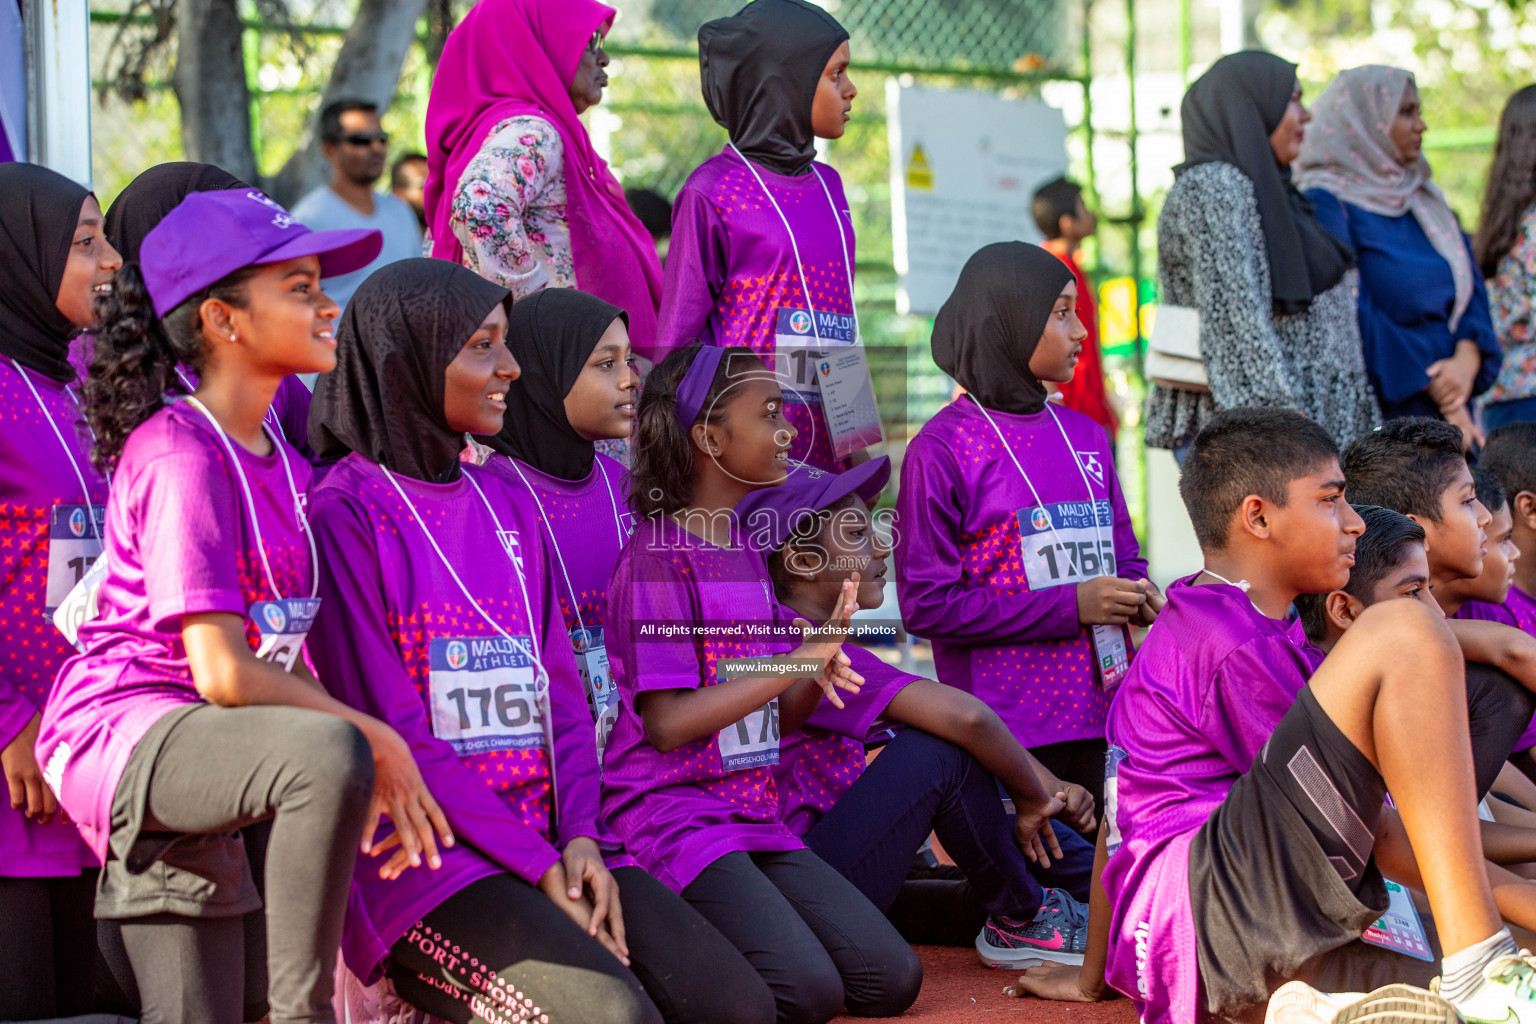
[628,343,765,519]
[85,261,257,473]
[1475,85,1536,278]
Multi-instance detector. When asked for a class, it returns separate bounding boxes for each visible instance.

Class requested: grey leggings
[112,705,374,1024]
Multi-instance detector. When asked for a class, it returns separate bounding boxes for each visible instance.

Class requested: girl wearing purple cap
[740,463,1100,968]
[0,162,121,1019]
[897,242,1159,813]
[306,260,769,1024]
[655,0,862,472]
[474,288,639,764]
[38,189,444,1024]
[604,343,920,1024]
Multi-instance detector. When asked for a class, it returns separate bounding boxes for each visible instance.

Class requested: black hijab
[1178,51,1353,315]
[104,161,247,265]
[931,242,1074,417]
[0,163,92,382]
[309,259,510,482]
[698,0,849,177]
[476,288,627,482]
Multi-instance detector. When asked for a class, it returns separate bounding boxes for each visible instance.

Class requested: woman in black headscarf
[1146,50,1380,456]
[654,0,864,471]
[0,162,122,1019]
[305,259,772,1024]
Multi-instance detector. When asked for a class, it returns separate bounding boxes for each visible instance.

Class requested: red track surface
[834,946,1139,1022]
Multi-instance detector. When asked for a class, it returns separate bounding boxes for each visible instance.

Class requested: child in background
[1032,177,1120,445]
[656,0,861,471]
[602,343,921,1023]
[36,190,442,1024]
[1480,423,1536,640]
[1102,406,1536,1024]
[1448,469,1521,620]
[896,242,1159,808]
[739,460,1098,970]
[307,260,765,1024]
[0,162,120,1020]
[475,288,637,762]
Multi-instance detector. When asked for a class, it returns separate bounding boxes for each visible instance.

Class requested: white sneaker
[1266,981,1457,1024]
[1445,952,1536,1024]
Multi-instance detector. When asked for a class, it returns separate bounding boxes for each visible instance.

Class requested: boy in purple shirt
[1102,407,1536,1024]
[1479,424,1536,780]
[656,0,863,471]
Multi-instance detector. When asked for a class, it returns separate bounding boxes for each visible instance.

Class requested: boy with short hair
[1293,505,1433,655]
[1448,469,1521,621]
[1032,176,1119,443]
[1103,407,1536,1024]
[1478,423,1536,639]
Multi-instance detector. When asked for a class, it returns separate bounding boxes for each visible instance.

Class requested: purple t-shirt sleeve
[895,434,1080,644]
[134,445,257,632]
[307,491,561,886]
[803,644,916,741]
[654,187,728,355]
[626,554,708,693]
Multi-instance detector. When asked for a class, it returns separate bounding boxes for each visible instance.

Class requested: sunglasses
[340,131,390,147]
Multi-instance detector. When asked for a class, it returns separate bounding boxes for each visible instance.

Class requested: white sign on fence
[887,81,1069,316]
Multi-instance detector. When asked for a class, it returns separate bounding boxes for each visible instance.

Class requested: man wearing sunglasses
[292,99,423,316]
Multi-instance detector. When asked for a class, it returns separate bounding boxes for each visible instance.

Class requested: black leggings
[388,868,774,1024]
[111,705,374,1024]
[681,848,922,1024]
[0,870,102,1019]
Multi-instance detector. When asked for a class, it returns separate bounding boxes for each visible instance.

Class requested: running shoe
[974,887,1087,969]
[1444,951,1536,1024]
[1265,982,1457,1024]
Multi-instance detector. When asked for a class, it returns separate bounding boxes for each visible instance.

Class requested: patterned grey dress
[1144,161,1381,450]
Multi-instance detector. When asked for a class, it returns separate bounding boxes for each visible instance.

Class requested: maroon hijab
[424,0,663,356]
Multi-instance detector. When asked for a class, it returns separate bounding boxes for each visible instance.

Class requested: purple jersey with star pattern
[895,398,1146,748]
[38,402,313,863]
[0,360,108,876]
[600,515,803,893]
[480,453,632,634]
[656,150,858,472]
[306,454,622,984]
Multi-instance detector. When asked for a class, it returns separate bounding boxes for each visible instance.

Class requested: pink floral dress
[1485,203,1536,406]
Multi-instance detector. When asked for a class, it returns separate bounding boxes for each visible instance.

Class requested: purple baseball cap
[139,189,383,317]
[737,456,891,554]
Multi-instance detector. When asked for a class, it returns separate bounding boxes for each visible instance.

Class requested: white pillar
[1219,0,1261,53]
[22,0,93,186]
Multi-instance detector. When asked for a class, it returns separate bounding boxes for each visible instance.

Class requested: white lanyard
[182,395,317,600]
[378,465,548,684]
[728,143,859,345]
[970,395,1111,573]
[503,456,623,636]
[176,366,281,436]
[14,359,106,537]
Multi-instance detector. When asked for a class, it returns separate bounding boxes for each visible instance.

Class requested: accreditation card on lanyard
[184,397,320,672]
[382,466,556,771]
[972,397,1129,690]
[505,457,631,765]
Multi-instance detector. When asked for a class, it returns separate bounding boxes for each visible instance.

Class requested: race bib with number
[45,504,106,617]
[1015,500,1117,589]
[53,550,108,650]
[1361,879,1433,962]
[772,339,827,407]
[1103,745,1127,856]
[573,626,620,765]
[774,307,856,350]
[250,597,320,673]
[718,698,780,771]
[429,636,546,756]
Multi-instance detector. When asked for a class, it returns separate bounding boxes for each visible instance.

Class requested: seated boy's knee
[777,954,844,1024]
[287,712,374,801]
[581,975,664,1024]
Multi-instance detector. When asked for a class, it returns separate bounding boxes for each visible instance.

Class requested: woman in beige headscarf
[1297,65,1500,446]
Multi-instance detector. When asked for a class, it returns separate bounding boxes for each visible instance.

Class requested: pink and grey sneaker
[975,887,1089,969]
